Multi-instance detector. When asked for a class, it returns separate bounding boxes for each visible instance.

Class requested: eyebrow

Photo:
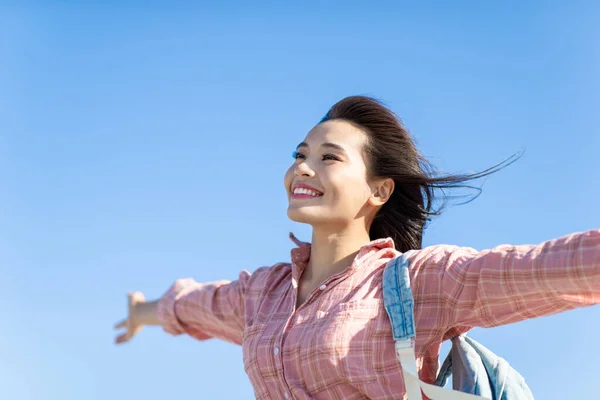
[296,142,347,153]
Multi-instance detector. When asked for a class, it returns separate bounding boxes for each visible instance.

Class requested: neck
[303,224,372,284]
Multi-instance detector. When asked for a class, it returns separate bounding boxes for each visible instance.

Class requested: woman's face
[284,119,381,229]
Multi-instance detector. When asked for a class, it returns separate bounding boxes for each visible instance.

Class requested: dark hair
[320,95,521,252]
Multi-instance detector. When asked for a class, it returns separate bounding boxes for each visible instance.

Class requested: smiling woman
[114,96,600,400]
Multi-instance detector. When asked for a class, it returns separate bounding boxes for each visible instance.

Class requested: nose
[294,161,315,177]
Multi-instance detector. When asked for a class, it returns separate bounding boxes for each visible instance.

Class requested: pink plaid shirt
[158,230,600,400]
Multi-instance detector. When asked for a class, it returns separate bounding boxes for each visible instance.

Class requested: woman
[114,96,600,399]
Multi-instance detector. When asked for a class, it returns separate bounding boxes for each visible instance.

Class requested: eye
[322,153,340,161]
[292,151,306,160]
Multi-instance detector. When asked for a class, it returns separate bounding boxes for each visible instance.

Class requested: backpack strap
[382,253,490,400]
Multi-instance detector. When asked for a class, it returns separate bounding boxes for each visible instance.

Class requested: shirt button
[274,347,280,355]
[319,284,327,290]
[284,392,290,399]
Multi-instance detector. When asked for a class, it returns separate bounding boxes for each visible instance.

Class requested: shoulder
[358,239,479,277]
[406,244,479,272]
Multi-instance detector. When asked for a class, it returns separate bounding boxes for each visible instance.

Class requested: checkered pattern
[158,229,600,399]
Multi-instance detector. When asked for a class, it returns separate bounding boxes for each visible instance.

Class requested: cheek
[344,186,372,207]
[283,166,294,189]
[332,173,371,203]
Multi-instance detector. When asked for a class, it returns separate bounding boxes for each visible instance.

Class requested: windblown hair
[321,96,520,252]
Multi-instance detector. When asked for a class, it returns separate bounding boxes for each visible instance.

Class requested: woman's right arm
[114,268,267,346]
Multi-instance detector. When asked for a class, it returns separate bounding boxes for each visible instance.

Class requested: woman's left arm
[409,229,600,329]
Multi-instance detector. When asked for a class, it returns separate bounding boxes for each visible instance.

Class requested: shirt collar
[289,232,396,271]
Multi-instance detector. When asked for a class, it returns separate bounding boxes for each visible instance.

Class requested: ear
[368,178,394,207]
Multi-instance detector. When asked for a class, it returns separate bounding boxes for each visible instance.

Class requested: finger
[114,319,127,330]
[115,333,130,344]
[129,291,145,303]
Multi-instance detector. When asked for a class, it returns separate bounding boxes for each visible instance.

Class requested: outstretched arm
[115,268,267,345]
[409,229,600,331]
[156,273,252,344]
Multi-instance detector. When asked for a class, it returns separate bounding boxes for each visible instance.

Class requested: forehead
[302,120,367,153]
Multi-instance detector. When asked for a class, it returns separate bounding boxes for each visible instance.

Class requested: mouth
[291,185,324,199]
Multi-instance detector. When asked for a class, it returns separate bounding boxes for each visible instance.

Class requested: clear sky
[2,2,599,399]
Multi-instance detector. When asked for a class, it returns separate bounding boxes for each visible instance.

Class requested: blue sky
[2,2,599,399]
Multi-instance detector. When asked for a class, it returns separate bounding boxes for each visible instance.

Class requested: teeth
[293,187,321,196]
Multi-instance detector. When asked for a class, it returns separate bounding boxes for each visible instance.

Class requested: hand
[114,291,146,344]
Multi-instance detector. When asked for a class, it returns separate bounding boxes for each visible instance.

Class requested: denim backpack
[382,251,535,400]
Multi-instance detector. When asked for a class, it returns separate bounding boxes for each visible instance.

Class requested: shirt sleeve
[409,229,600,330]
[157,268,265,345]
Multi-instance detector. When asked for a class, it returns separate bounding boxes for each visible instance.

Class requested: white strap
[395,340,490,400]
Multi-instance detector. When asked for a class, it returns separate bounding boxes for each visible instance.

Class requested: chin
[287,207,308,223]
[287,206,343,229]
[287,206,320,224]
